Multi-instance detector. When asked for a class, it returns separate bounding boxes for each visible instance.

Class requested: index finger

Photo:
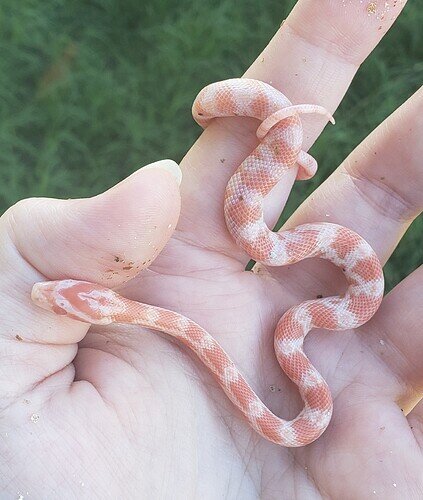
[178,0,408,262]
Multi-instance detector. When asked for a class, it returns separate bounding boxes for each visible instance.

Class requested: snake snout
[31,281,59,313]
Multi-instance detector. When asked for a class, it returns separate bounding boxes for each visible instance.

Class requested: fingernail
[142,159,182,186]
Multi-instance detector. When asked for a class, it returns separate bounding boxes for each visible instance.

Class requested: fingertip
[142,159,183,186]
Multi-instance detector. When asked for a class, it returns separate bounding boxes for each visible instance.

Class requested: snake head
[31,279,125,325]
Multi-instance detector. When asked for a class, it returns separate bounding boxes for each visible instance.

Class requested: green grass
[0,0,421,290]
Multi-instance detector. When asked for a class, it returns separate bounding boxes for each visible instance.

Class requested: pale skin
[1,0,422,498]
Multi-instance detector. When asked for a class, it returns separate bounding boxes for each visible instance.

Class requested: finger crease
[342,167,418,223]
[284,22,361,68]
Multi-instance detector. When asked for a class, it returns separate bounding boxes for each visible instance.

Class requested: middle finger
[276,85,423,289]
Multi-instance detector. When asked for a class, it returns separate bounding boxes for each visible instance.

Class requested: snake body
[32,79,384,446]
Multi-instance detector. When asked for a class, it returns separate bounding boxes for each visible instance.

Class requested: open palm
[2,1,422,498]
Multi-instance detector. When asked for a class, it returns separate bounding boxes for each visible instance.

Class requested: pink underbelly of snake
[31,79,384,447]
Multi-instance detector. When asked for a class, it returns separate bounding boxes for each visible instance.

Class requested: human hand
[1,1,422,498]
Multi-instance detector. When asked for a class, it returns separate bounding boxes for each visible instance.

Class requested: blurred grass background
[0,0,421,290]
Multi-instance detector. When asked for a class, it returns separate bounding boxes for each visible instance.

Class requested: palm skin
[1,1,422,498]
[75,240,420,499]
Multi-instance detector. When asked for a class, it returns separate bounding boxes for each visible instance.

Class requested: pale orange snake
[32,79,384,446]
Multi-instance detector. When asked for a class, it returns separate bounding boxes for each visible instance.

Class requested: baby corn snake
[32,79,384,446]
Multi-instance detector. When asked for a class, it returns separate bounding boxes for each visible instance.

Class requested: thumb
[8,159,182,286]
[0,159,181,406]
